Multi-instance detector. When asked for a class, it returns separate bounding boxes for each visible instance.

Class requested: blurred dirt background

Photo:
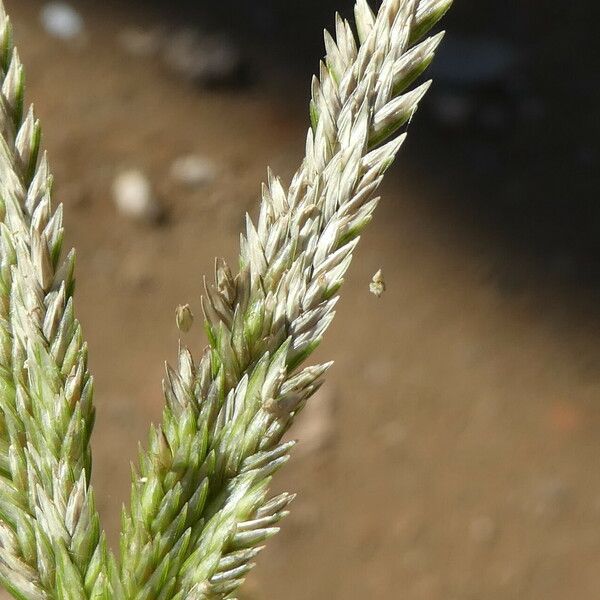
[3,0,600,598]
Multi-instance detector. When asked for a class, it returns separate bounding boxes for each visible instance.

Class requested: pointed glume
[120,1,451,599]
[0,3,108,599]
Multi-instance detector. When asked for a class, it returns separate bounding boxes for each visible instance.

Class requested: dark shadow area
[112,0,600,291]
[416,1,600,289]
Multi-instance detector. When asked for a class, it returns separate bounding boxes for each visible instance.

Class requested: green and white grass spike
[0,0,451,597]
[120,0,451,598]
[0,2,109,597]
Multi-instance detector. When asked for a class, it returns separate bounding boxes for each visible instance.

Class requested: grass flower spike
[0,3,109,599]
[120,1,451,598]
[0,0,451,598]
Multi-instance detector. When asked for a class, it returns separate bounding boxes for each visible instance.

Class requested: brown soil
[3,2,600,599]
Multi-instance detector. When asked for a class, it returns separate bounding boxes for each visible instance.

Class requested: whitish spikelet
[0,2,110,597]
[120,0,450,598]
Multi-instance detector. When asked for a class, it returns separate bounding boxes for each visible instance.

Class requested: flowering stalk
[0,3,109,598]
[119,1,451,598]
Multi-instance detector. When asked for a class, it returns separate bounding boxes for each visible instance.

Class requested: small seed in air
[176,304,194,333]
[369,269,386,298]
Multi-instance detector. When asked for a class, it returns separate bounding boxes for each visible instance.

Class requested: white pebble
[170,155,218,187]
[112,170,161,222]
[40,2,85,41]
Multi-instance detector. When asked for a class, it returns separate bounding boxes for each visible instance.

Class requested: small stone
[369,269,386,297]
[40,2,85,41]
[170,155,218,187]
[163,29,246,87]
[112,170,162,223]
[117,27,163,57]
[175,304,194,333]
[469,515,497,545]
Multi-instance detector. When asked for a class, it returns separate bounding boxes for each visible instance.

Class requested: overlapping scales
[0,4,107,598]
[120,1,451,599]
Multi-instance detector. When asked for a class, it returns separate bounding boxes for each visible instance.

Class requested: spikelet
[119,1,452,598]
[0,3,110,598]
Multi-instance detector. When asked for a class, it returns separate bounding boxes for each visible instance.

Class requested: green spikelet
[119,1,452,598]
[0,3,110,598]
